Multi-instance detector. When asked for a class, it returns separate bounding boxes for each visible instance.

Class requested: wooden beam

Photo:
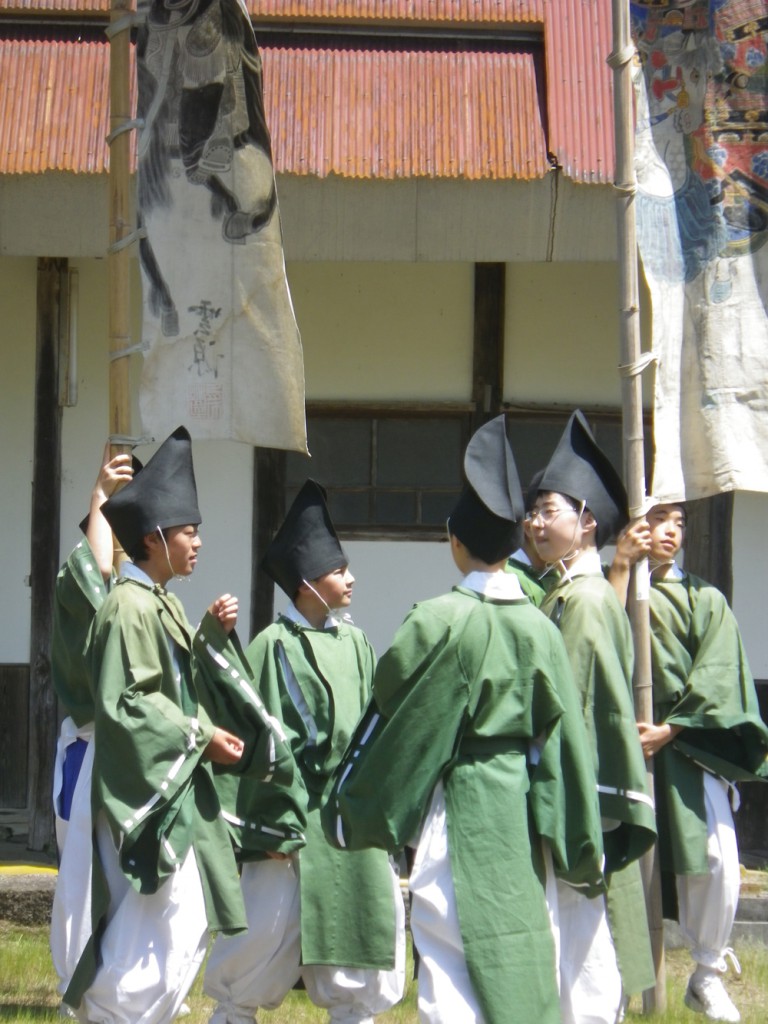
[27,257,67,852]
[250,448,287,638]
[471,263,505,433]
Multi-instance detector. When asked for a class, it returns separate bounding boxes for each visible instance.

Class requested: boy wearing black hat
[322,415,607,1024]
[530,410,657,1024]
[64,427,294,1024]
[635,501,768,1022]
[204,479,405,1024]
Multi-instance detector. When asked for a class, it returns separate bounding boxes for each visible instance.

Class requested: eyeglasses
[525,506,579,526]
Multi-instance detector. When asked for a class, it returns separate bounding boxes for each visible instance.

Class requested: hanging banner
[136,0,307,452]
[631,1,768,501]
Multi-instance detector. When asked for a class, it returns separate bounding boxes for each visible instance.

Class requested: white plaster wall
[504,263,624,407]
[288,262,473,401]
[0,257,36,661]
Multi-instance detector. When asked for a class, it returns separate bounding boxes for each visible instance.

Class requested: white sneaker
[685,971,740,1022]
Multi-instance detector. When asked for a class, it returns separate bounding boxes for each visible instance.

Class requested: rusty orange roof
[0,38,549,179]
[0,0,615,182]
[266,45,549,179]
[0,39,114,173]
[0,0,543,21]
[544,0,614,184]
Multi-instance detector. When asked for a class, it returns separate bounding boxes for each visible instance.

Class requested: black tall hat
[448,414,525,563]
[262,479,348,598]
[100,427,201,554]
[537,410,628,549]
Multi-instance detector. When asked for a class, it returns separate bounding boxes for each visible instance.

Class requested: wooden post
[609,1,666,1011]
[251,448,287,637]
[108,0,133,459]
[471,263,505,433]
[27,258,67,853]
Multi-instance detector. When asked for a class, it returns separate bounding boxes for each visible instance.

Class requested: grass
[0,922,765,1022]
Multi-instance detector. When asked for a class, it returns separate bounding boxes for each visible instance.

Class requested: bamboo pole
[609,0,666,1013]
[108,0,134,560]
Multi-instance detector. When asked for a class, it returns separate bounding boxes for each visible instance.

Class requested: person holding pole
[63,426,295,1024]
[634,501,768,1022]
[529,410,657,1024]
[50,445,134,1013]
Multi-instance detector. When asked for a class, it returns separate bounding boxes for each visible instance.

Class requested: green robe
[649,570,768,883]
[51,538,111,725]
[540,569,657,994]
[505,553,555,607]
[323,587,606,1024]
[229,615,396,970]
[65,577,294,1008]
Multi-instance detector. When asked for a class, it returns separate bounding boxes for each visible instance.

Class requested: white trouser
[553,879,623,1024]
[75,812,208,1024]
[676,773,740,973]
[408,783,484,1024]
[53,717,94,853]
[51,737,95,995]
[204,855,405,1023]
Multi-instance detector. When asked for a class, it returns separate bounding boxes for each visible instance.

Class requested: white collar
[461,570,525,600]
[282,602,351,630]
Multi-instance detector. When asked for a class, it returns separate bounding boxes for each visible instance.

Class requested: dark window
[285,407,640,538]
[286,413,469,537]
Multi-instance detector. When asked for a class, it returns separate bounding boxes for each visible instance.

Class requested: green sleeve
[652,578,768,780]
[323,603,473,853]
[193,612,300,787]
[547,579,657,870]
[51,538,111,725]
[528,629,606,895]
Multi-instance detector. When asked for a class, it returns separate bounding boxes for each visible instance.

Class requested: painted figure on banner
[135,0,306,451]
[630,0,768,501]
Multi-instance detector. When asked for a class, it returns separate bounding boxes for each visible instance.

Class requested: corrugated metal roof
[266,46,549,179]
[544,0,614,184]
[0,0,616,182]
[0,39,116,173]
[0,39,549,179]
[248,0,544,24]
[0,0,543,22]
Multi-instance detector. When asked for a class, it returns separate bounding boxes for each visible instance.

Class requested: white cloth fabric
[204,856,405,1022]
[676,773,740,972]
[461,569,525,600]
[408,783,485,1024]
[553,879,623,1024]
[53,717,94,853]
[75,812,208,1024]
[51,736,95,997]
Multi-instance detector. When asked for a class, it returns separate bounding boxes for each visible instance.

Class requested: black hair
[127,527,167,564]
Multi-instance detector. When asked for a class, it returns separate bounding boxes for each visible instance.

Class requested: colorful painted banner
[631,0,768,500]
[136,0,306,452]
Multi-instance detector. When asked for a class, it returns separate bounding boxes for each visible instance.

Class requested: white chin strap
[301,578,348,627]
[156,526,189,583]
